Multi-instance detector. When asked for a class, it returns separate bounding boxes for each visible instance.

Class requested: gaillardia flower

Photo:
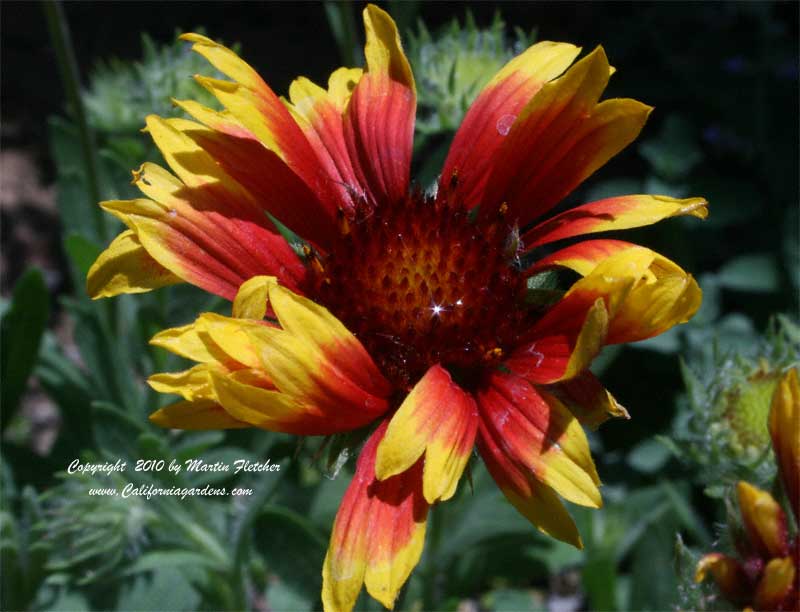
[87,6,706,610]
[696,368,799,612]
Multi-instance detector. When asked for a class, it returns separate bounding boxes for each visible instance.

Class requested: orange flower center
[310,185,530,390]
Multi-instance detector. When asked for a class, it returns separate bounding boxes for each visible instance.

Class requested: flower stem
[42,0,106,242]
[423,505,443,609]
[323,1,360,67]
[231,459,288,609]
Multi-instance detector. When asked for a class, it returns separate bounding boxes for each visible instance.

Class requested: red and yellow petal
[547,371,629,429]
[524,195,709,248]
[527,238,635,277]
[477,371,601,510]
[477,422,582,548]
[477,46,612,221]
[287,71,365,216]
[87,229,180,298]
[215,283,390,432]
[507,297,608,384]
[441,41,581,208]
[694,553,750,604]
[754,557,797,612]
[163,114,337,249]
[375,364,478,503]
[266,281,392,400]
[469,45,659,231]
[342,5,416,207]
[180,33,329,185]
[531,244,701,345]
[149,279,390,435]
[737,481,789,559]
[768,368,800,519]
[208,370,335,434]
[322,420,428,612]
[98,142,307,300]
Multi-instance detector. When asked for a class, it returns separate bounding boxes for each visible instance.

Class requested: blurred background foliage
[1,2,798,611]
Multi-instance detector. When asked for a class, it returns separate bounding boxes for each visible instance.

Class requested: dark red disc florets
[310,184,531,390]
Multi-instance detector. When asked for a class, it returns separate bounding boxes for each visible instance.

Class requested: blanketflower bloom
[696,368,799,611]
[87,6,707,610]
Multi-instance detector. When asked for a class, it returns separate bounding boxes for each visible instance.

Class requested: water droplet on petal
[496,114,516,136]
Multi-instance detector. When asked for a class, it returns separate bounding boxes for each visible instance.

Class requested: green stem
[423,505,443,609]
[231,461,288,610]
[43,0,106,242]
[324,1,359,67]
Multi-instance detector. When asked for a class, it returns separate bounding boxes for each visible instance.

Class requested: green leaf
[583,178,643,203]
[582,553,617,611]
[173,432,226,462]
[64,233,103,279]
[638,114,703,180]
[627,438,672,474]
[1,268,50,428]
[628,520,679,610]
[435,469,535,565]
[116,566,200,611]
[35,333,95,456]
[254,505,327,610]
[482,588,547,611]
[718,254,780,293]
[91,401,146,458]
[265,579,315,612]
[124,551,218,575]
[659,481,711,545]
[634,327,681,354]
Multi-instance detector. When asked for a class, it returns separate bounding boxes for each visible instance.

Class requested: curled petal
[193,314,268,370]
[149,399,249,430]
[362,5,414,90]
[442,41,581,208]
[694,553,750,604]
[149,320,231,365]
[375,364,478,503]
[87,229,180,299]
[149,364,215,402]
[322,420,428,612]
[547,371,629,429]
[232,275,276,320]
[477,371,601,510]
[528,238,634,277]
[524,194,708,248]
[531,244,702,345]
[768,368,800,519]
[507,298,608,384]
[737,481,789,559]
[208,370,330,434]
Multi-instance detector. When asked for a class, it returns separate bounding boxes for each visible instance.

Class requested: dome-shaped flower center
[310,187,530,390]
